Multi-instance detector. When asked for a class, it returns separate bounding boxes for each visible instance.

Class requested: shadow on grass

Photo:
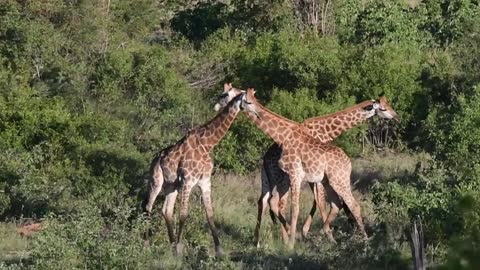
[229,249,328,270]
[217,220,256,247]
[1,255,32,268]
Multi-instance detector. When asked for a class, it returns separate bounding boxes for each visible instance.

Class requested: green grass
[0,222,30,266]
[0,151,429,269]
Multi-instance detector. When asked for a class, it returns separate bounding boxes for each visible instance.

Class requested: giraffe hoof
[295,231,303,241]
[143,239,150,248]
[175,243,185,256]
[301,230,309,240]
[327,235,337,244]
[215,246,225,257]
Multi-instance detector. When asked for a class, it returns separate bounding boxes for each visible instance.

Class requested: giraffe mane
[246,88,300,126]
[302,100,374,124]
[194,94,242,134]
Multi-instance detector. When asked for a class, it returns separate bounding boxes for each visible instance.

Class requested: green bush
[30,202,155,270]
[425,85,480,180]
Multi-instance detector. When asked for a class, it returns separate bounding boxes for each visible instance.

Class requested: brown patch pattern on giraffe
[143,84,245,256]
[215,86,399,248]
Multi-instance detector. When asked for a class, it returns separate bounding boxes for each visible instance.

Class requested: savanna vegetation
[1,0,480,269]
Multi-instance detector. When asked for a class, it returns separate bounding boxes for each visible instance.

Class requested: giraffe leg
[144,166,164,214]
[302,182,329,238]
[329,176,368,240]
[175,181,194,256]
[269,189,290,244]
[323,201,340,243]
[332,195,356,232]
[255,166,273,247]
[317,182,329,223]
[302,183,316,239]
[278,192,290,241]
[288,176,302,249]
[198,178,223,256]
[342,201,357,231]
[254,191,270,248]
[162,188,178,244]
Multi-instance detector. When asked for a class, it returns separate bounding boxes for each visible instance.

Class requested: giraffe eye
[363,105,374,110]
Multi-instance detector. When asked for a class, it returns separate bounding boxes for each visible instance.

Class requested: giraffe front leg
[288,176,302,249]
[198,178,224,257]
[176,181,194,256]
[302,183,317,239]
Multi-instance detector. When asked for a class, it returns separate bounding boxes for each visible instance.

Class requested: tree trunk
[409,216,426,270]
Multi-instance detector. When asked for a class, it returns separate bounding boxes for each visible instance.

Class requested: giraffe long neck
[243,100,300,145]
[197,102,240,151]
[302,100,375,142]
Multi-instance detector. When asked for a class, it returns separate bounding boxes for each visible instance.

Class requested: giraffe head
[214,83,245,111]
[374,96,400,122]
[239,88,260,117]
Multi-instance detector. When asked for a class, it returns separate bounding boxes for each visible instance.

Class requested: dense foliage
[1,0,480,269]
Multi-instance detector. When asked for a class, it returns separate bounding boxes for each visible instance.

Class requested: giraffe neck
[196,101,240,152]
[243,99,300,145]
[302,100,375,142]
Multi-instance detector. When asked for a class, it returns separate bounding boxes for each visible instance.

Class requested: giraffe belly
[303,173,325,183]
[303,165,326,183]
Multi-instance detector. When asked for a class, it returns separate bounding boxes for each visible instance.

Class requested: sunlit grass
[0,222,29,265]
[1,152,429,269]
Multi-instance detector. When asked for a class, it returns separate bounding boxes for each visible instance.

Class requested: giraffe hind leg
[269,190,290,244]
[255,166,273,247]
[269,209,277,224]
[255,191,270,248]
[328,174,368,240]
[302,183,317,239]
[323,201,340,243]
[144,164,165,214]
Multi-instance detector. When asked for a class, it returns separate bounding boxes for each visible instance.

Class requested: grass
[0,151,429,269]
[0,222,30,266]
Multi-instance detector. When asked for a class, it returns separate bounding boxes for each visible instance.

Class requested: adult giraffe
[143,83,245,256]
[221,87,396,248]
[260,95,399,245]
[214,87,399,244]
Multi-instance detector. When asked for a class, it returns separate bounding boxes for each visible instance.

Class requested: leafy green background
[1,0,480,269]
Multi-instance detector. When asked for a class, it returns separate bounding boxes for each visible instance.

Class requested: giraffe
[260,95,400,245]
[143,83,245,256]
[223,87,393,248]
[215,89,399,244]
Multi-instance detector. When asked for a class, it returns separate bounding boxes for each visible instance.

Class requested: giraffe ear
[224,83,231,92]
[247,87,256,96]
